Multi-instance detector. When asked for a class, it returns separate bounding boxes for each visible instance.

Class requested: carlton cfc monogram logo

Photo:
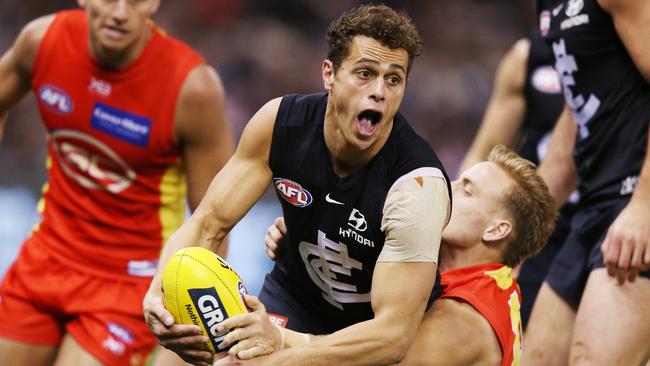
[273,178,313,207]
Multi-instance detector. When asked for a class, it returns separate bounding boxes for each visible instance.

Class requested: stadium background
[0,0,536,295]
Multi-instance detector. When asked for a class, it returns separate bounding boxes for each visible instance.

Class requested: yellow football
[162,247,248,353]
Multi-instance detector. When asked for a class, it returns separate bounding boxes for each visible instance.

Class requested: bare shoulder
[402,298,501,366]
[178,64,225,105]
[242,97,282,145]
[436,299,501,365]
[502,37,530,78]
[493,37,530,94]
[13,14,56,74]
[510,38,531,63]
[600,0,649,15]
[175,64,226,138]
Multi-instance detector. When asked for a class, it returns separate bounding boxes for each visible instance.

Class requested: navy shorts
[518,205,573,329]
[546,198,650,309]
[259,273,328,334]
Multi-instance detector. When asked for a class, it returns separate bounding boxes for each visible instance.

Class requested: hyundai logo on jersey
[39,84,74,114]
[91,102,152,147]
[273,178,313,207]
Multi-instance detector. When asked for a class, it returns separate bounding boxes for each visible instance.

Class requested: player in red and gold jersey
[224,145,556,366]
[0,1,233,365]
[396,146,555,366]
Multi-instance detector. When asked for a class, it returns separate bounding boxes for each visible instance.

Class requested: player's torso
[538,0,650,204]
[441,265,523,366]
[28,10,203,279]
[269,93,446,331]
[519,29,564,166]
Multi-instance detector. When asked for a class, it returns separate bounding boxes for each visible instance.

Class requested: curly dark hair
[326,4,423,73]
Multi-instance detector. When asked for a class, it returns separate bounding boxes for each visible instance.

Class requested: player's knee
[569,341,608,366]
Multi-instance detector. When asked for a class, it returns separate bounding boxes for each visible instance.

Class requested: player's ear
[322,60,335,91]
[77,0,86,8]
[482,220,511,243]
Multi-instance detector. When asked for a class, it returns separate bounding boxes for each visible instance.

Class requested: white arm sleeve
[377,172,450,263]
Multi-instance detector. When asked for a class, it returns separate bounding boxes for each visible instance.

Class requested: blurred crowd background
[0,0,537,294]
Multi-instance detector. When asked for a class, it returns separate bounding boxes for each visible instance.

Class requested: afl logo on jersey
[273,178,313,207]
[51,130,136,194]
[39,85,73,114]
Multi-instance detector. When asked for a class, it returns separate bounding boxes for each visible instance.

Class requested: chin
[101,37,130,50]
[352,137,375,151]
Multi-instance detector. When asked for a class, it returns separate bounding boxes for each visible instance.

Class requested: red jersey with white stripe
[29,10,204,281]
[441,264,523,366]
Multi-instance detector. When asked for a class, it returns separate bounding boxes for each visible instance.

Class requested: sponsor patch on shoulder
[91,102,151,147]
[273,178,313,207]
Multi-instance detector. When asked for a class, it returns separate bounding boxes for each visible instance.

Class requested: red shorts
[0,238,157,366]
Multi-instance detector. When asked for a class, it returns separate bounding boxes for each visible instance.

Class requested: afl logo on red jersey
[51,130,136,194]
[273,178,312,207]
[39,84,73,114]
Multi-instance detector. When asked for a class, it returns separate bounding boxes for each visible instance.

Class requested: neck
[89,26,152,70]
[439,241,502,272]
[323,98,392,177]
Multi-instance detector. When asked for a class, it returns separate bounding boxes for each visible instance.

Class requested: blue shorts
[546,198,650,309]
[259,273,328,334]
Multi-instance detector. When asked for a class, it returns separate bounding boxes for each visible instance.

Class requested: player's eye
[357,70,372,79]
[386,75,402,85]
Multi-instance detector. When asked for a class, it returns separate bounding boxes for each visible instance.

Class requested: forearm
[149,209,227,289]
[538,105,578,206]
[265,317,413,365]
[264,263,435,365]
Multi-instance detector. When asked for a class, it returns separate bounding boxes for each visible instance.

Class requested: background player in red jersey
[0,1,233,365]
[249,145,557,366]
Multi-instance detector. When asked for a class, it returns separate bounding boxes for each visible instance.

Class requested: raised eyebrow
[388,64,407,75]
[355,58,406,74]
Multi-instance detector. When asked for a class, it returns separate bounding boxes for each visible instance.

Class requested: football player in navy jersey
[245,145,557,366]
[144,5,453,366]
[523,0,650,365]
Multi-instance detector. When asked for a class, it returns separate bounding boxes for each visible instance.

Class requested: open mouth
[356,110,383,137]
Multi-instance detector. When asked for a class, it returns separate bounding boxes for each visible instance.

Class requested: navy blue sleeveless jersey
[538,0,650,205]
[519,29,565,166]
[267,93,450,332]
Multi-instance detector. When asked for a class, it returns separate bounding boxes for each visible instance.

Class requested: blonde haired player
[0,1,233,365]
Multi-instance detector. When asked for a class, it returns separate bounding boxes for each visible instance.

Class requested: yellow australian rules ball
[162,247,249,353]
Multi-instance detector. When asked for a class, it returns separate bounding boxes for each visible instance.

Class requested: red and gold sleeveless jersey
[29,10,205,281]
[441,264,523,366]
